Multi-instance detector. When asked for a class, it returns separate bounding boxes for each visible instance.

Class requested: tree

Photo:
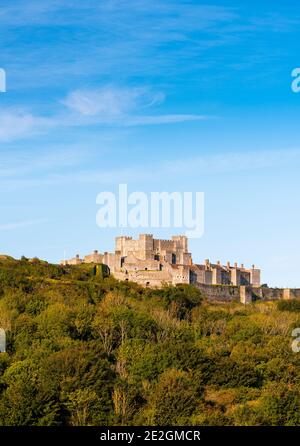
[65,388,101,426]
[149,369,201,425]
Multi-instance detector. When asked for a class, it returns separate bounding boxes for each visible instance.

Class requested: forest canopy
[0,257,299,426]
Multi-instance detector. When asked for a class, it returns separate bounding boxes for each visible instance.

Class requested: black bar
[0,426,298,443]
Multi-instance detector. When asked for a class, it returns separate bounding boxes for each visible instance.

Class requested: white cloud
[0,86,207,142]
[61,86,205,126]
[0,108,51,142]
[62,86,166,118]
[0,218,46,231]
[126,114,206,125]
[61,86,165,119]
[62,87,141,117]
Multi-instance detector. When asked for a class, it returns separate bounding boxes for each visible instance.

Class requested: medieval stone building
[61,234,261,289]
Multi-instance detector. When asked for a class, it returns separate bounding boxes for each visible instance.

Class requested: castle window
[172,253,176,264]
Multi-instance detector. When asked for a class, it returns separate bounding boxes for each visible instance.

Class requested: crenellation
[61,234,261,291]
[60,233,300,304]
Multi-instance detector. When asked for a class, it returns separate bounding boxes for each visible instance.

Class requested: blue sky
[0,0,300,286]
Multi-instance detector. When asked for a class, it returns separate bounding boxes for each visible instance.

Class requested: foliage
[0,258,299,425]
[277,300,300,312]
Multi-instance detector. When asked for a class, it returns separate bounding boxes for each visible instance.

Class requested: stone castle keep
[61,234,300,302]
[60,234,294,304]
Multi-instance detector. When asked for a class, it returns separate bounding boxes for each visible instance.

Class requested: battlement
[58,234,300,305]
[61,234,260,290]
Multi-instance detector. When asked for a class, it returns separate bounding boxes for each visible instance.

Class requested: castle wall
[84,251,103,264]
[60,231,300,306]
[285,289,300,299]
[259,287,300,301]
[195,284,300,304]
[170,265,190,285]
[259,287,284,301]
[240,270,251,285]
[190,265,212,285]
[64,255,82,265]
[122,257,161,272]
[61,234,264,294]
[250,268,261,287]
[154,239,175,251]
[240,286,253,304]
[230,268,240,286]
[103,252,121,273]
[212,267,222,285]
[211,266,231,285]
[114,269,173,287]
[172,235,188,251]
[196,283,240,302]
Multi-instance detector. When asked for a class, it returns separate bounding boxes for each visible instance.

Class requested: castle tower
[139,234,154,260]
[115,236,132,254]
[172,235,189,253]
[250,265,261,287]
[172,235,191,265]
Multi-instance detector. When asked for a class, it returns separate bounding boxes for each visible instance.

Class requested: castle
[61,234,300,302]
[61,234,261,291]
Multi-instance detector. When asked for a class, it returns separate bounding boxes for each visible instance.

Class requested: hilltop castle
[61,234,260,289]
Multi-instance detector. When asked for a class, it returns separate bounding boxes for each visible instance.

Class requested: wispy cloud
[62,86,165,117]
[62,86,206,126]
[124,114,207,125]
[0,218,46,231]
[0,86,207,141]
[2,0,298,93]
[67,147,300,184]
[2,147,299,190]
[0,144,98,177]
[162,148,300,176]
[0,108,51,142]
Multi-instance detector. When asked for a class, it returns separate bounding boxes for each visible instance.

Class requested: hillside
[0,257,299,426]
